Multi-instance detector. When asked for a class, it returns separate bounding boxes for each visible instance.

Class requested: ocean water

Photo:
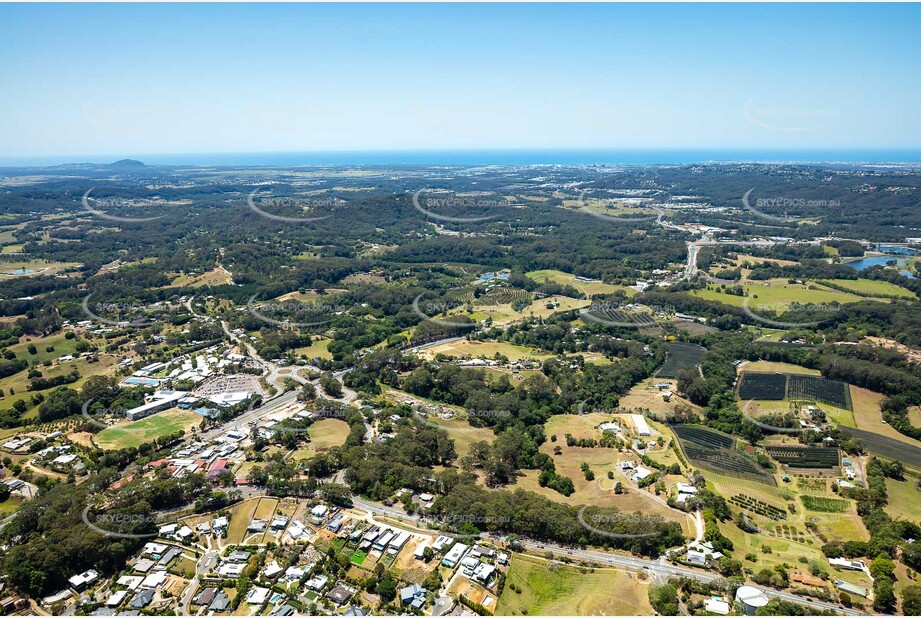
[4,149,921,168]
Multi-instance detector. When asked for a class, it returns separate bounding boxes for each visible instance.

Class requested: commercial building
[125,391,187,421]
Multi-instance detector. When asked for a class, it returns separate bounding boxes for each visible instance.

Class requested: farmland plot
[672,425,776,485]
[764,446,840,470]
[656,342,707,379]
[737,372,852,411]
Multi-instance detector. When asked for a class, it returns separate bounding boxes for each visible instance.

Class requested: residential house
[400,584,427,610]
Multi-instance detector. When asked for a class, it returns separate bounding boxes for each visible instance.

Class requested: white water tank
[735,585,770,615]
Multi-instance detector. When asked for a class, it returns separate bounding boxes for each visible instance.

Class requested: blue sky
[1,3,919,159]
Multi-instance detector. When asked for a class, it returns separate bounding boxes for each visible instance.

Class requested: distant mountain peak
[109,159,145,168]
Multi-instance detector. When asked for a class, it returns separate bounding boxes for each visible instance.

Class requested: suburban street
[343,487,865,616]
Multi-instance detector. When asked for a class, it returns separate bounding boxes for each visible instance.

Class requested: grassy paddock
[419,339,554,362]
[289,418,351,459]
[94,409,201,450]
[496,554,653,616]
[816,278,916,299]
[693,279,863,311]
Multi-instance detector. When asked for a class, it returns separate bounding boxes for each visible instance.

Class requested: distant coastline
[3,148,921,168]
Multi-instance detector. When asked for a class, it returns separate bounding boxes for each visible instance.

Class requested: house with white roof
[263,561,283,578]
[704,598,730,615]
[106,590,128,607]
[632,465,653,482]
[246,587,270,605]
[68,569,99,591]
[140,572,167,589]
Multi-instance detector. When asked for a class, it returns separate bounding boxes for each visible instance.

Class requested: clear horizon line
[3,146,921,169]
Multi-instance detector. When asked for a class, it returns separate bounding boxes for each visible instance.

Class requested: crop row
[656,342,706,379]
[730,493,787,520]
[800,495,849,513]
[765,446,840,469]
[678,441,776,485]
[736,372,853,411]
[672,425,735,450]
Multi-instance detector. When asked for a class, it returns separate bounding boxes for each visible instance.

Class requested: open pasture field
[456,294,590,326]
[418,339,554,363]
[13,355,118,419]
[294,336,334,360]
[730,254,799,268]
[424,416,498,459]
[166,267,233,288]
[816,278,916,299]
[884,476,921,522]
[847,385,921,449]
[525,269,632,296]
[911,406,921,426]
[94,409,202,450]
[7,333,80,363]
[560,196,660,222]
[496,554,653,616]
[379,387,494,458]
[289,418,351,459]
[1,349,119,418]
[692,279,863,311]
[739,360,820,375]
[544,412,619,442]
[0,258,81,277]
[720,518,823,575]
[273,288,347,302]
[507,416,690,531]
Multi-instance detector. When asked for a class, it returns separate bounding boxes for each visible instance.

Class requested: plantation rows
[737,372,853,411]
[765,446,840,469]
[787,374,852,410]
[672,425,735,450]
[656,342,706,379]
[729,494,787,521]
[677,442,776,485]
[800,495,849,513]
[730,493,788,520]
[737,372,788,400]
[583,306,657,327]
[475,288,531,306]
[767,524,813,544]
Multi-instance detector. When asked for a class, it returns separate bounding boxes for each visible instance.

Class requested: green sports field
[95,409,202,449]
